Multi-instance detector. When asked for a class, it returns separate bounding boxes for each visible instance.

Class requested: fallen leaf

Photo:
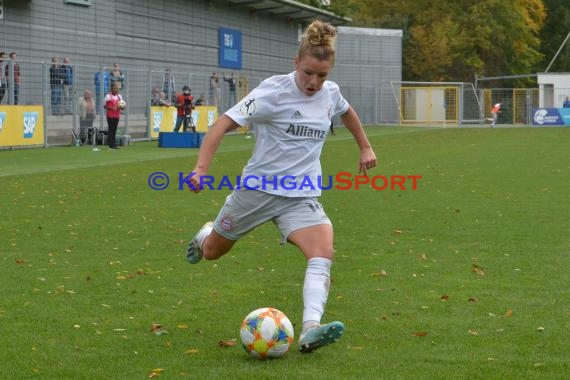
[468,297,478,303]
[149,368,164,378]
[440,295,449,301]
[184,348,199,355]
[151,323,168,336]
[414,331,427,337]
[218,339,237,347]
[468,329,478,336]
[471,264,485,276]
[15,258,25,264]
[504,309,513,318]
[177,324,189,329]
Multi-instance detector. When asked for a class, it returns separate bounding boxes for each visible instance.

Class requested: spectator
[94,69,110,113]
[0,52,6,104]
[223,72,237,108]
[104,82,123,150]
[194,93,207,106]
[563,96,570,108]
[163,68,175,102]
[77,89,96,144]
[209,72,221,111]
[62,57,74,114]
[151,89,170,107]
[109,63,125,92]
[174,85,194,132]
[49,57,63,115]
[5,52,21,104]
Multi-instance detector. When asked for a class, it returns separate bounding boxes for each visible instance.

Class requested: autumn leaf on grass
[184,348,199,355]
[149,368,164,378]
[414,331,428,337]
[15,258,25,264]
[504,309,513,318]
[151,323,168,336]
[440,295,449,301]
[218,339,237,347]
[468,297,478,303]
[471,264,485,276]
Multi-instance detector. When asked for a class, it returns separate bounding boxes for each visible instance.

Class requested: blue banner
[532,108,570,126]
[219,27,242,69]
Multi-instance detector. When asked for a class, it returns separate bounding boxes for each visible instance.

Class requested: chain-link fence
[1,60,563,148]
[0,60,267,146]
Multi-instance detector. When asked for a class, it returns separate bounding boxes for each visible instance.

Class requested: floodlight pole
[545,30,570,72]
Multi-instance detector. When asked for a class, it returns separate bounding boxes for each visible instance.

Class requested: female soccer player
[186,19,377,353]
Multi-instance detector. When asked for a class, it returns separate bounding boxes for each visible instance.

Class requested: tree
[539,0,570,72]
[325,0,546,83]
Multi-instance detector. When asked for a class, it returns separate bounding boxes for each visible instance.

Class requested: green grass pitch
[1,126,569,379]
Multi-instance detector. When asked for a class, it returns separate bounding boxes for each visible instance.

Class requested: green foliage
[329,0,552,83]
[539,0,570,72]
[1,127,570,378]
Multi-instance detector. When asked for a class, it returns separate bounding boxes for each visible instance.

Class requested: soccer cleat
[298,321,344,353]
[186,221,213,264]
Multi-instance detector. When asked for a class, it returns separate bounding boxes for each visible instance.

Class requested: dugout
[536,73,570,108]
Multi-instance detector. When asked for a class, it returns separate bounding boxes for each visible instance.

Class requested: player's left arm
[340,105,377,175]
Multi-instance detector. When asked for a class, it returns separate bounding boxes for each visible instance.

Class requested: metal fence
[0,60,269,146]
[1,59,562,148]
[392,82,554,126]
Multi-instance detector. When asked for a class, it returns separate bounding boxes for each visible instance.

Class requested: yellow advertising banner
[149,106,177,139]
[149,105,217,138]
[0,105,45,147]
[192,106,218,132]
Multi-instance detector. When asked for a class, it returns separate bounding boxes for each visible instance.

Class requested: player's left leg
[287,224,345,353]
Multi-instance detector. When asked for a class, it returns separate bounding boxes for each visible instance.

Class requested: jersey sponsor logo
[240,98,256,116]
[286,123,326,139]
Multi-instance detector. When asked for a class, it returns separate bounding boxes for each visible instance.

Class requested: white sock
[196,223,213,249]
[302,257,332,334]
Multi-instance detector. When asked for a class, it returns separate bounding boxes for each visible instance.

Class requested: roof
[224,0,351,26]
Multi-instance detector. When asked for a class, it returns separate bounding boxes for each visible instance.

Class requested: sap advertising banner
[532,108,570,126]
[219,27,242,69]
[0,106,44,147]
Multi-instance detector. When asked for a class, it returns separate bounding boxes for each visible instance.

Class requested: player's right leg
[186,223,235,263]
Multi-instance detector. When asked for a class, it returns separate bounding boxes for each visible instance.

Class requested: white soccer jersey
[225,72,349,197]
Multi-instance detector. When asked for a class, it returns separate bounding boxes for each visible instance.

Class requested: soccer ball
[118,100,126,109]
[240,307,294,359]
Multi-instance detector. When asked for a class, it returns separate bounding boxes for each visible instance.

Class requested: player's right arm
[190,115,240,192]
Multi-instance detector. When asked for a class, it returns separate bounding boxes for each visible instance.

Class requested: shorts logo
[220,215,234,231]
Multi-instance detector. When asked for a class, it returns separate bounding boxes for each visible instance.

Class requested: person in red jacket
[174,85,195,132]
[104,83,124,149]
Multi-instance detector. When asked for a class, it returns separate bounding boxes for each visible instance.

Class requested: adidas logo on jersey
[290,110,303,119]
